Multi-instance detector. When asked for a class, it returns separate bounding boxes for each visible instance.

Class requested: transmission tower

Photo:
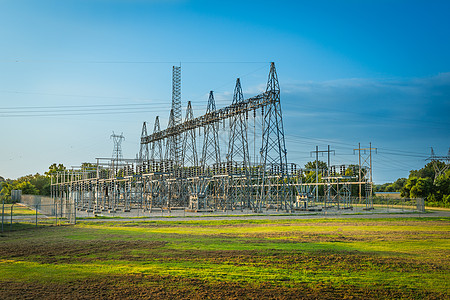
[165,109,175,161]
[139,122,149,161]
[111,132,125,174]
[227,78,250,169]
[150,116,163,161]
[182,101,198,167]
[259,62,290,211]
[171,65,182,165]
[354,142,377,209]
[427,147,450,182]
[310,145,335,202]
[201,91,221,169]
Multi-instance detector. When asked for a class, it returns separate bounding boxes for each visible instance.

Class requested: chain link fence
[0,195,426,232]
[1,195,76,232]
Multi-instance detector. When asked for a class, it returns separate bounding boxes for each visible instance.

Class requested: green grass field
[1,203,42,216]
[1,217,449,299]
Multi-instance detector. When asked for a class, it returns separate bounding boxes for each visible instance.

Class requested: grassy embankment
[0,217,449,299]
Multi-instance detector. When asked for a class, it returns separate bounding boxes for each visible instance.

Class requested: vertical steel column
[259,62,290,212]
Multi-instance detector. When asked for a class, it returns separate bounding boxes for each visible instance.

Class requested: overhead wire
[2,61,438,169]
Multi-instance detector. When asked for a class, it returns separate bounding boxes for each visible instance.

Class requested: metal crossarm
[141,91,273,144]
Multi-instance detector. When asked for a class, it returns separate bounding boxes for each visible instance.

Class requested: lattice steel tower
[150,116,163,161]
[259,62,290,211]
[427,147,450,182]
[354,142,377,209]
[165,109,175,160]
[182,101,198,167]
[201,91,221,168]
[228,78,250,168]
[171,66,182,165]
[111,132,125,173]
[139,122,149,161]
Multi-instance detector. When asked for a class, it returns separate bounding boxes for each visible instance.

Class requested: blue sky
[0,0,449,183]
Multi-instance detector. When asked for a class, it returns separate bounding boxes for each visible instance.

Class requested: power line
[3,60,269,64]
[0,103,169,111]
[0,90,147,100]
[286,102,450,127]
[0,109,169,118]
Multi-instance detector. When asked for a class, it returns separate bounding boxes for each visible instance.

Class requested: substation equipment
[50,63,374,213]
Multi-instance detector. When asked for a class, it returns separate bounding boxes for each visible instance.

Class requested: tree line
[375,161,450,207]
[0,163,66,203]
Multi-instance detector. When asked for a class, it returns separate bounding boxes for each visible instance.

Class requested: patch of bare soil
[1,237,445,274]
[0,239,166,263]
[0,274,446,300]
[238,229,450,242]
[144,248,447,274]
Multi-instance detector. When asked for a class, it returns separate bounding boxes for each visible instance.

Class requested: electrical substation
[50,63,376,214]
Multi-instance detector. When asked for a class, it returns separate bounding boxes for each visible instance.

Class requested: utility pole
[310,146,335,204]
[353,143,377,209]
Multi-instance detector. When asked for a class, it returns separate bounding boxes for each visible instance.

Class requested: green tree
[0,179,39,203]
[375,182,391,192]
[391,178,407,191]
[377,178,407,193]
[409,177,433,199]
[45,163,66,177]
[433,170,450,202]
[304,160,327,171]
[16,173,50,196]
[81,162,97,170]
[14,181,39,195]
[399,162,450,207]
[409,161,440,181]
[0,180,14,202]
[401,177,418,198]
[442,194,450,206]
[344,165,358,177]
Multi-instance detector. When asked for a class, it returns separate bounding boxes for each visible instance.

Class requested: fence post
[1,199,4,233]
[10,204,13,231]
[35,204,38,228]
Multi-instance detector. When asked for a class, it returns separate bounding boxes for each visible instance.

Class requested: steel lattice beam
[141,91,274,144]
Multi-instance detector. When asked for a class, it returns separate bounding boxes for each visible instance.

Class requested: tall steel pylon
[139,122,149,161]
[165,109,175,161]
[353,142,377,209]
[201,91,221,168]
[182,101,198,167]
[171,66,182,165]
[310,145,335,202]
[259,62,290,211]
[227,78,250,169]
[111,132,125,174]
[111,132,125,161]
[150,116,163,161]
[427,147,450,182]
